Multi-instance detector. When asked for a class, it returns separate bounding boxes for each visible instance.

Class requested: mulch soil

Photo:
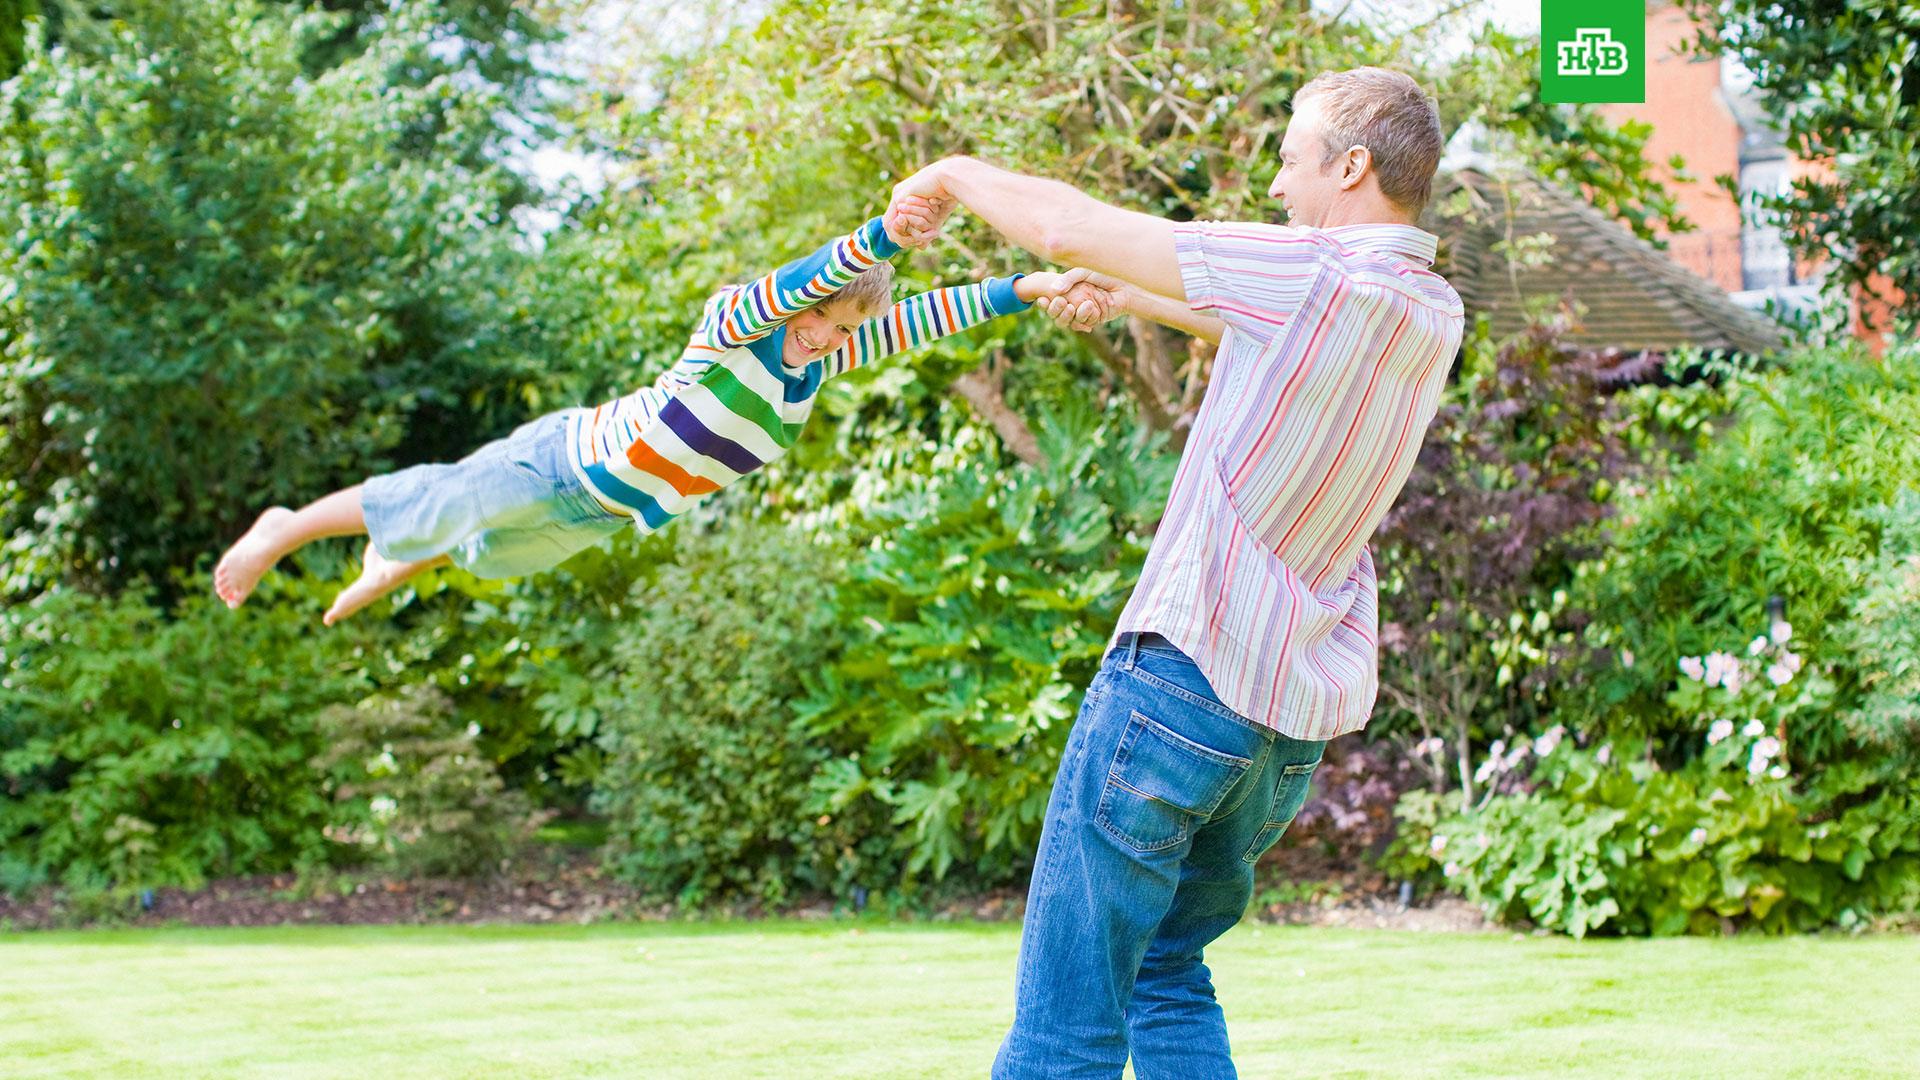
[0,845,1492,933]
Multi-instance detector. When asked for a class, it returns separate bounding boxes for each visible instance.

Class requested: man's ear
[1339,145,1372,191]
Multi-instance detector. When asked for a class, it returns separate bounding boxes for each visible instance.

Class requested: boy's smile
[781,297,872,367]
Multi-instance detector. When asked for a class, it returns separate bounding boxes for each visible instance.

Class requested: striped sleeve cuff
[861,215,903,263]
[983,274,1031,316]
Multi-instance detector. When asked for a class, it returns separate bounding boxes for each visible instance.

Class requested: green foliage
[582,517,882,907]
[1570,342,1920,763]
[0,0,546,592]
[1837,488,1920,768]
[1685,0,1920,325]
[0,587,372,894]
[798,404,1174,887]
[0,0,34,78]
[1372,313,1651,796]
[1395,734,1920,937]
[314,685,548,878]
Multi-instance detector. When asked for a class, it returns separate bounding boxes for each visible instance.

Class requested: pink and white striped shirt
[1114,221,1464,740]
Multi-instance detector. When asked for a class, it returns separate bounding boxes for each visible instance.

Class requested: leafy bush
[0,0,546,593]
[1389,345,1920,935]
[314,685,548,878]
[0,587,370,893]
[1392,725,1920,937]
[578,517,881,907]
[1568,342,1920,761]
[1373,312,1653,796]
[797,404,1175,888]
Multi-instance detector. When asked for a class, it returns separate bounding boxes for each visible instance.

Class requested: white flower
[369,796,398,820]
[1770,619,1793,645]
[1766,663,1794,687]
[1703,652,1742,689]
[1502,742,1530,771]
[1768,765,1789,780]
[1647,825,1662,837]
[1442,861,1460,879]
[1781,650,1803,674]
[1533,725,1567,757]
[465,721,481,738]
[1688,827,1708,845]
[1742,719,1766,738]
[1621,650,1636,668]
[1474,756,1500,785]
[1748,736,1782,774]
[1597,745,1613,766]
[1414,736,1445,758]
[1430,834,1449,853]
[1678,656,1706,682]
[1707,719,1735,745]
[1749,635,1769,657]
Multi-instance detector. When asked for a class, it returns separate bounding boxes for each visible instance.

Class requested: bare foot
[214,507,296,609]
[322,543,434,626]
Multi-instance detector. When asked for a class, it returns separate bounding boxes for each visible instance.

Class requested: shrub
[0,587,370,893]
[0,0,546,593]
[797,403,1176,888]
[314,685,548,878]
[581,516,878,907]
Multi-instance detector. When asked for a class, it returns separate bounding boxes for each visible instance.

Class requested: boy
[214,199,1090,623]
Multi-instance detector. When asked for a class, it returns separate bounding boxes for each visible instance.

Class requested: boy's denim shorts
[362,408,628,580]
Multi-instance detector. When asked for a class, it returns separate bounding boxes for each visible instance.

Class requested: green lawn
[2,921,1915,1078]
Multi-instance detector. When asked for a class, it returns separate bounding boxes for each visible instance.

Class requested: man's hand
[1034,267,1129,332]
[884,193,950,250]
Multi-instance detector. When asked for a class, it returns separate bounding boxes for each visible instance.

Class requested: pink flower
[1707,719,1734,745]
[1770,619,1793,645]
[1679,656,1706,682]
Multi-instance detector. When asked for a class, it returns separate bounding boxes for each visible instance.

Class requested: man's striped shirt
[567,216,1031,530]
[1115,221,1464,741]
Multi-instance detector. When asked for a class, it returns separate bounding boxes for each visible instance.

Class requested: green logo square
[1540,0,1646,104]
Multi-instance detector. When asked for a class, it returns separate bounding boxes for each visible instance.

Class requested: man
[886,67,1464,1078]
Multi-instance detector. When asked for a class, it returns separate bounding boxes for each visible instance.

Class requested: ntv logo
[1556,28,1630,76]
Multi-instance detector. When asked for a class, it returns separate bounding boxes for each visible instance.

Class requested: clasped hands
[885,192,1126,334]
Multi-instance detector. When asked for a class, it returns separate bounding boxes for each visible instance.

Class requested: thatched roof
[1421,166,1786,355]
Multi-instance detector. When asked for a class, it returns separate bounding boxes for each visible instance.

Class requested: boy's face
[781,297,871,367]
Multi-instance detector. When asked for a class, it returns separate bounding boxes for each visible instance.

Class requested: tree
[1685,0,1919,326]
[0,0,547,593]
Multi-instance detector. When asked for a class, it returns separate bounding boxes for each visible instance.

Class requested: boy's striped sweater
[567,216,1031,530]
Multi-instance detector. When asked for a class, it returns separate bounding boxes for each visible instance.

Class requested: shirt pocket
[1095,710,1254,855]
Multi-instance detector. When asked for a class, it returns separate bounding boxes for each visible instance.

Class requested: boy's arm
[701,216,905,350]
[824,274,1043,379]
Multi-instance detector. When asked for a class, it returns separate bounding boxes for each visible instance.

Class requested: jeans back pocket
[1095,710,1253,854]
[1239,759,1321,864]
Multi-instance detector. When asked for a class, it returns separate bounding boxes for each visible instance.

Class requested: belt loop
[1124,631,1140,670]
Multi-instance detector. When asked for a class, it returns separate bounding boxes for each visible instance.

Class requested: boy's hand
[885,194,952,250]
[1032,267,1128,332]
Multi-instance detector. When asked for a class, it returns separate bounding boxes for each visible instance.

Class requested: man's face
[1268,99,1343,228]
[780,297,868,367]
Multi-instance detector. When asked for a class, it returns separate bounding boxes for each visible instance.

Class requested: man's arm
[891,157,1186,300]
[1039,269,1226,345]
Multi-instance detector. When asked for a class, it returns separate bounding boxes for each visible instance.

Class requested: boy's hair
[822,262,896,319]
[1293,67,1443,214]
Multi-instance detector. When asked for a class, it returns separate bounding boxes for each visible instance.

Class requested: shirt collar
[1319,223,1439,267]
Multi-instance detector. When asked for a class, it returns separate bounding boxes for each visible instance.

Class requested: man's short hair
[823,262,896,319]
[1294,67,1444,214]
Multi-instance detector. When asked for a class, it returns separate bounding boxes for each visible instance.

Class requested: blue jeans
[993,633,1326,1080]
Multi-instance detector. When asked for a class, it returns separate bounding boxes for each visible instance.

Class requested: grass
[2,920,1916,1078]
